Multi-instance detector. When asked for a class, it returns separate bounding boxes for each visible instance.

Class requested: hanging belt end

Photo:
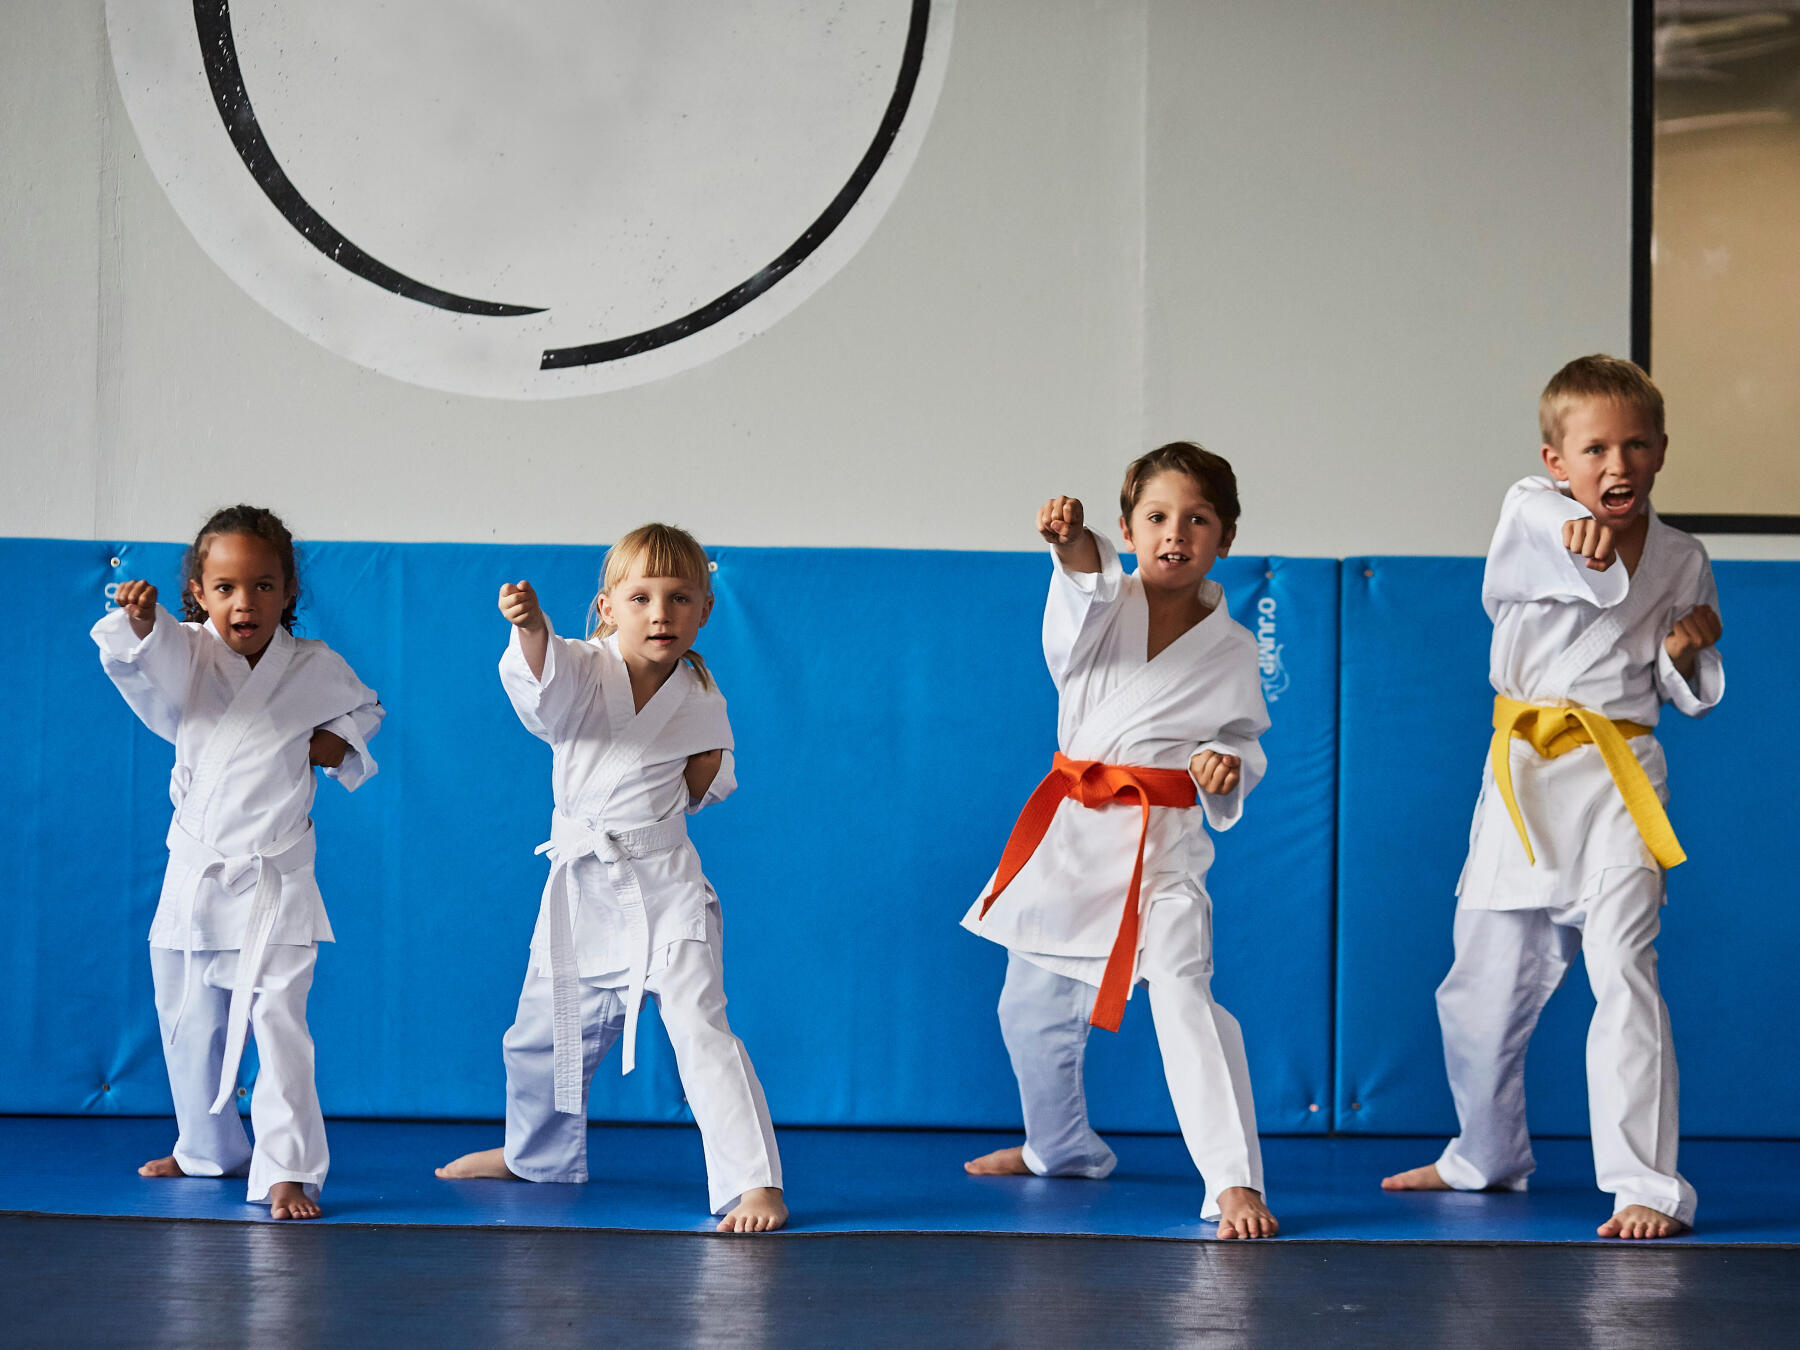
[1087,1006,1124,1034]
[1088,990,1126,1035]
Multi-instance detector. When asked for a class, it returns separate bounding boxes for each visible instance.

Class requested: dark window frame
[1636,0,1800,535]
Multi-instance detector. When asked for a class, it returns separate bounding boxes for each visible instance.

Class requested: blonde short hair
[1539,354,1665,447]
[589,522,715,690]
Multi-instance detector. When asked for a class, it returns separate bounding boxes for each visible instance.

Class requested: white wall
[1146,1,1634,555]
[15,3,1777,559]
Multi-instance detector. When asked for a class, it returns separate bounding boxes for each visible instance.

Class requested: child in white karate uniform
[437,523,785,1233]
[1383,356,1723,1239]
[95,505,383,1220]
[963,443,1277,1239]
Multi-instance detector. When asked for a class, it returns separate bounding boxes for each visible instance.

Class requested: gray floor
[3,1213,1797,1349]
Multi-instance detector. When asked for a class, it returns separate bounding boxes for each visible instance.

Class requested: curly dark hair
[180,505,301,632]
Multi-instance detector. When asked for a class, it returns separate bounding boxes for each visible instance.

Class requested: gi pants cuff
[1020,1140,1115,1181]
[502,1148,589,1185]
[1435,1145,1530,1193]
[172,1146,249,1180]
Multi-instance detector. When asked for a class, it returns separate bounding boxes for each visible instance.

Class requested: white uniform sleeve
[687,749,737,812]
[1655,553,1725,717]
[498,616,591,744]
[91,604,202,744]
[317,658,385,791]
[1043,531,1126,684]
[1191,657,1271,832]
[1482,477,1630,615]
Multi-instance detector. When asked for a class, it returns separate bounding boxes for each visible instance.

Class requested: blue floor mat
[2,1118,1793,1244]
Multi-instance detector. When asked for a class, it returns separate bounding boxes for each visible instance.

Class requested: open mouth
[231,622,259,638]
[1157,552,1190,565]
[1601,485,1636,513]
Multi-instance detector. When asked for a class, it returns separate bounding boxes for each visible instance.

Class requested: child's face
[1542,397,1667,531]
[597,563,712,670]
[187,532,294,661]
[1119,470,1234,593]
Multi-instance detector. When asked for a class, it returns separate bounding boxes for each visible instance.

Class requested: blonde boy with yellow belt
[1382,355,1723,1239]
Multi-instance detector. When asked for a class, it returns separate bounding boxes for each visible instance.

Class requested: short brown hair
[1119,441,1240,532]
[1539,354,1664,446]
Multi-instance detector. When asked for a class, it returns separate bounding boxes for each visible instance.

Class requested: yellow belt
[1489,695,1685,870]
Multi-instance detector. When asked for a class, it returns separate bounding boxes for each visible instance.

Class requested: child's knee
[998,986,1076,1049]
[658,993,738,1053]
[1583,938,1661,1002]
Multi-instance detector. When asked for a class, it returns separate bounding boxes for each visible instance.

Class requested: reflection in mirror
[1651,2,1800,528]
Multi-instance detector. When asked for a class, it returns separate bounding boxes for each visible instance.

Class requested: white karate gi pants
[997,896,1263,1221]
[1435,866,1695,1225]
[502,922,782,1216]
[150,944,329,1204]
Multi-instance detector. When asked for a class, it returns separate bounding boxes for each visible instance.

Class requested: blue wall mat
[0,540,187,1120]
[1335,556,1800,1139]
[1653,560,1800,1137]
[4,540,1336,1135]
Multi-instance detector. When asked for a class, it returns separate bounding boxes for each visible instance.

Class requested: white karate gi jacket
[93,605,383,950]
[500,623,735,989]
[1457,478,1724,910]
[964,534,1269,986]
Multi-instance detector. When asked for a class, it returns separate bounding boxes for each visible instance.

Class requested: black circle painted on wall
[194,0,931,371]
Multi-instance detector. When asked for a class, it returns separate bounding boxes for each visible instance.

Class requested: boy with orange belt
[1383,355,1724,1239]
[962,442,1276,1239]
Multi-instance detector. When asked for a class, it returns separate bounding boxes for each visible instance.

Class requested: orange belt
[980,752,1198,1032]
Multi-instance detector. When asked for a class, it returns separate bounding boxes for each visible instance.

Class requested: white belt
[535,811,689,1112]
[164,819,316,1114]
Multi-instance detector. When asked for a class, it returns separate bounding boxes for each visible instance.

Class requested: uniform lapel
[177,626,296,837]
[1070,579,1228,759]
[1544,514,1665,689]
[573,642,691,820]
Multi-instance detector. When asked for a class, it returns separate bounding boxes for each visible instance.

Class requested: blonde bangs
[601,523,712,594]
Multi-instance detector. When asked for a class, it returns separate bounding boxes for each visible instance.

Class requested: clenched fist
[1190,749,1241,797]
[1038,496,1085,546]
[115,579,158,637]
[1664,604,1721,680]
[1562,517,1616,572]
[498,580,545,632]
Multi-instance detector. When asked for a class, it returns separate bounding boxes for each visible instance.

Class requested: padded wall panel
[1335,556,1800,1138]
[1652,561,1800,1137]
[3,541,1336,1133]
[0,541,189,1119]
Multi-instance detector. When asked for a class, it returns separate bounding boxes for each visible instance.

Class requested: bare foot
[718,1187,787,1233]
[964,1145,1033,1176]
[138,1155,187,1178]
[1381,1163,1451,1191]
[1598,1204,1688,1240]
[1216,1186,1278,1239]
[268,1181,321,1220]
[435,1148,522,1180]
